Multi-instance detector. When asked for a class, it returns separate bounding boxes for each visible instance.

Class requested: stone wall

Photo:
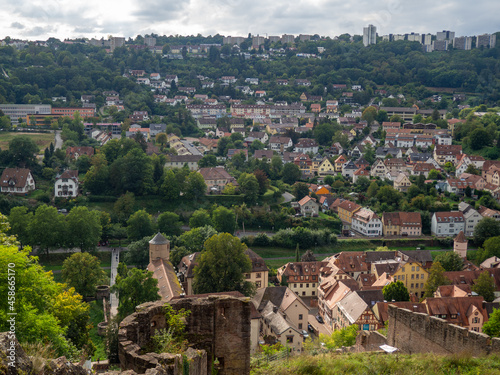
[118,295,251,375]
[355,331,387,352]
[387,305,500,356]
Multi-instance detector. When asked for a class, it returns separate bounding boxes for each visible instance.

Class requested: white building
[431,212,465,237]
[352,209,383,236]
[54,170,79,198]
[363,25,377,47]
[458,202,483,237]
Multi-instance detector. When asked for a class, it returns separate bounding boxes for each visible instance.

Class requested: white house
[0,168,35,194]
[54,170,79,198]
[431,212,466,237]
[352,209,383,236]
[458,202,483,237]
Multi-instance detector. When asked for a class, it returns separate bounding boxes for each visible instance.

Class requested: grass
[252,246,334,259]
[251,352,500,375]
[88,300,107,361]
[265,257,295,269]
[0,132,55,154]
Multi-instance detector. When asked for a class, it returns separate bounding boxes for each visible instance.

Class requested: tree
[313,122,336,145]
[155,132,168,147]
[198,154,217,168]
[66,206,102,252]
[366,181,379,198]
[123,236,151,269]
[8,206,32,247]
[114,192,136,223]
[238,173,259,204]
[157,212,182,236]
[363,143,375,164]
[254,169,269,195]
[160,169,181,201]
[428,169,440,180]
[189,209,213,228]
[193,233,254,296]
[324,175,334,186]
[383,281,410,302]
[483,308,500,337]
[474,217,500,247]
[212,206,236,234]
[362,106,377,125]
[62,252,106,297]
[295,244,300,262]
[293,182,310,201]
[178,225,217,251]
[423,261,450,298]
[472,271,496,302]
[28,205,66,255]
[376,186,401,207]
[84,153,110,195]
[282,162,301,185]
[112,268,160,320]
[434,251,464,271]
[469,128,491,150]
[9,135,39,167]
[185,171,207,201]
[301,249,316,262]
[127,210,154,241]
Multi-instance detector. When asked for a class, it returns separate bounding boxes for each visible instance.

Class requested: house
[327,252,369,279]
[293,153,313,172]
[433,144,462,166]
[54,170,78,198]
[318,278,359,330]
[458,202,483,237]
[297,196,319,217]
[382,212,422,236]
[269,136,293,154]
[334,155,347,172]
[254,150,274,160]
[342,160,358,179]
[376,147,402,159]
[411,163,434,178]
[66,146,94,159]
[390,257,429,298]
[454,231,468,258]
[431,212,466,237]
[337,200,361,225]
[445,178,475,195]
[316,157,335,176]
[277,261,325,298]
[198,167,237,193]
[394,172,412,192]
[165,155,202,171]
[294,138,319,154]
[352,209,382,236]
[227,149,248,161]
[0,168,35,194]
[478,206,500,221]
[149,123,167,137]
[384,158,407,175]
[370,158,389,178]
[332,290,384,331]
[252,286,310,351]
[352,167,371,183]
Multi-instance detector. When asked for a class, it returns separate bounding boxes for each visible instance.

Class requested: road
[109,248,120,318]
[282,192,295,203]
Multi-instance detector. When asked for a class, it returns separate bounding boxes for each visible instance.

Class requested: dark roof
[398,250,433,265]
[365,251,397,264]
[0,168,32,188]
[356,290,385,307]
[150,232,169,245]
[245,249,269,273]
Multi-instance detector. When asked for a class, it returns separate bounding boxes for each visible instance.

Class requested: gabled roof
[297,195,317,206]
[198,167,234,181]
[0,168,32,188]
[454,231,467,243]
[252,286,309,312]
[150,232,169,245]
[338,200,361,213]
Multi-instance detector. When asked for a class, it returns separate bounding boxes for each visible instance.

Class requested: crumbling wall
[355,331,387,352]
[118,295,251,375]
[387,305,500,355]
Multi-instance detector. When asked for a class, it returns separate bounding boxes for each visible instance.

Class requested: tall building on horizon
[436,30,455,41]
[363,24,377,47]
[476,33,496,48]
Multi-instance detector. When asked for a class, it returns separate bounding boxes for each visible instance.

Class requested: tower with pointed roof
[149,232,170,262]
[453,231,468,259]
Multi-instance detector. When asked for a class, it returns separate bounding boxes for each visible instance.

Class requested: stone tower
[453,231,468,259]
[149,232,170,262]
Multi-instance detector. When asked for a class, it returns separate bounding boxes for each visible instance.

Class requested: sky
[1,0,499,41]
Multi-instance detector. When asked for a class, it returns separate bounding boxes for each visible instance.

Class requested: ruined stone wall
[118,295,251,375]
[387,305,500,356]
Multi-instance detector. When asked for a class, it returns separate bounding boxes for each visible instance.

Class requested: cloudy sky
[1,0,499,41]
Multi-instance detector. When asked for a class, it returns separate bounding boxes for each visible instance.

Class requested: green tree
[238,173,259,204]
[362,106,377,125]
[127,209,155,241]
[428,169,440,180]
[474,217,500,247]
[9,135,39,167]
[293,182,310,201]
[212,206,236,234]
[112,268,160,320]
[382,281,410,302]
[313,122,336,145]
[8,206,32,247]
[198,154,217,168]
[472,271,496,302]
[423,261,450,298]
[469,128,491,150]
[376,185,401,207]
[434,251,464,272]
[114,192,136,223]
[28,205,66,255]
[62,252,106,297]
[189,209,213,228]
[123,236,151,269]
[367,181,379,198]
[254,169,270,195]
[66,206,102,251]
[178,225,217,251]
[282,162,301,184]
[157,212,182,236]
[160,169,181,201]
[193,233,254,296]
[83,153,110,195]
[483,308,500,337]
[185,171,207,201]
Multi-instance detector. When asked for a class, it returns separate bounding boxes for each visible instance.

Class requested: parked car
[301,330,309,338]
[315,314,324,324]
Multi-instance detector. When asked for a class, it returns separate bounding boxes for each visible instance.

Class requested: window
[473,317,480,324]
[300,284,303,288]
[302,291,306,296]
[416,266,420,271]
[299,314,303,320]
[411,283,414,288]
[411,274,414,279]
[245,273,250,279]
[312,291,315,296]
[256,273,261,279]
[298,323,303,329]
[287,336,294,343]
[421,274,424,279]
[294,284,297,288]
[416,274,419,279]
[412,266,415,272]
[312,283,316,287]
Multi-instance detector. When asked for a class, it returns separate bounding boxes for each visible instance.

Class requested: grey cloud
[134,0,190,22]
[10,22,25,29]
[21,25,54,36]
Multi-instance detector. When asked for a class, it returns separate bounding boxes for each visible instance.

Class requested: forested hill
[0,35,500,111]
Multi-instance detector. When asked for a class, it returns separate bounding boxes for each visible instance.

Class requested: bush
[253,233,271,247]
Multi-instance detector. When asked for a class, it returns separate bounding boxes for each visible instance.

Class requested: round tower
[149,232,170,262]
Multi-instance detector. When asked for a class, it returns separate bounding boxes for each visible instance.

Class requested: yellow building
[392,261,429,298]
[334,155,347,172]
[317,157,335,176]
[337,200,361,224]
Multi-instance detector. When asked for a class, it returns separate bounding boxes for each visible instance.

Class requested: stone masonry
[387,305,500,355]
[118,295,251,375]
